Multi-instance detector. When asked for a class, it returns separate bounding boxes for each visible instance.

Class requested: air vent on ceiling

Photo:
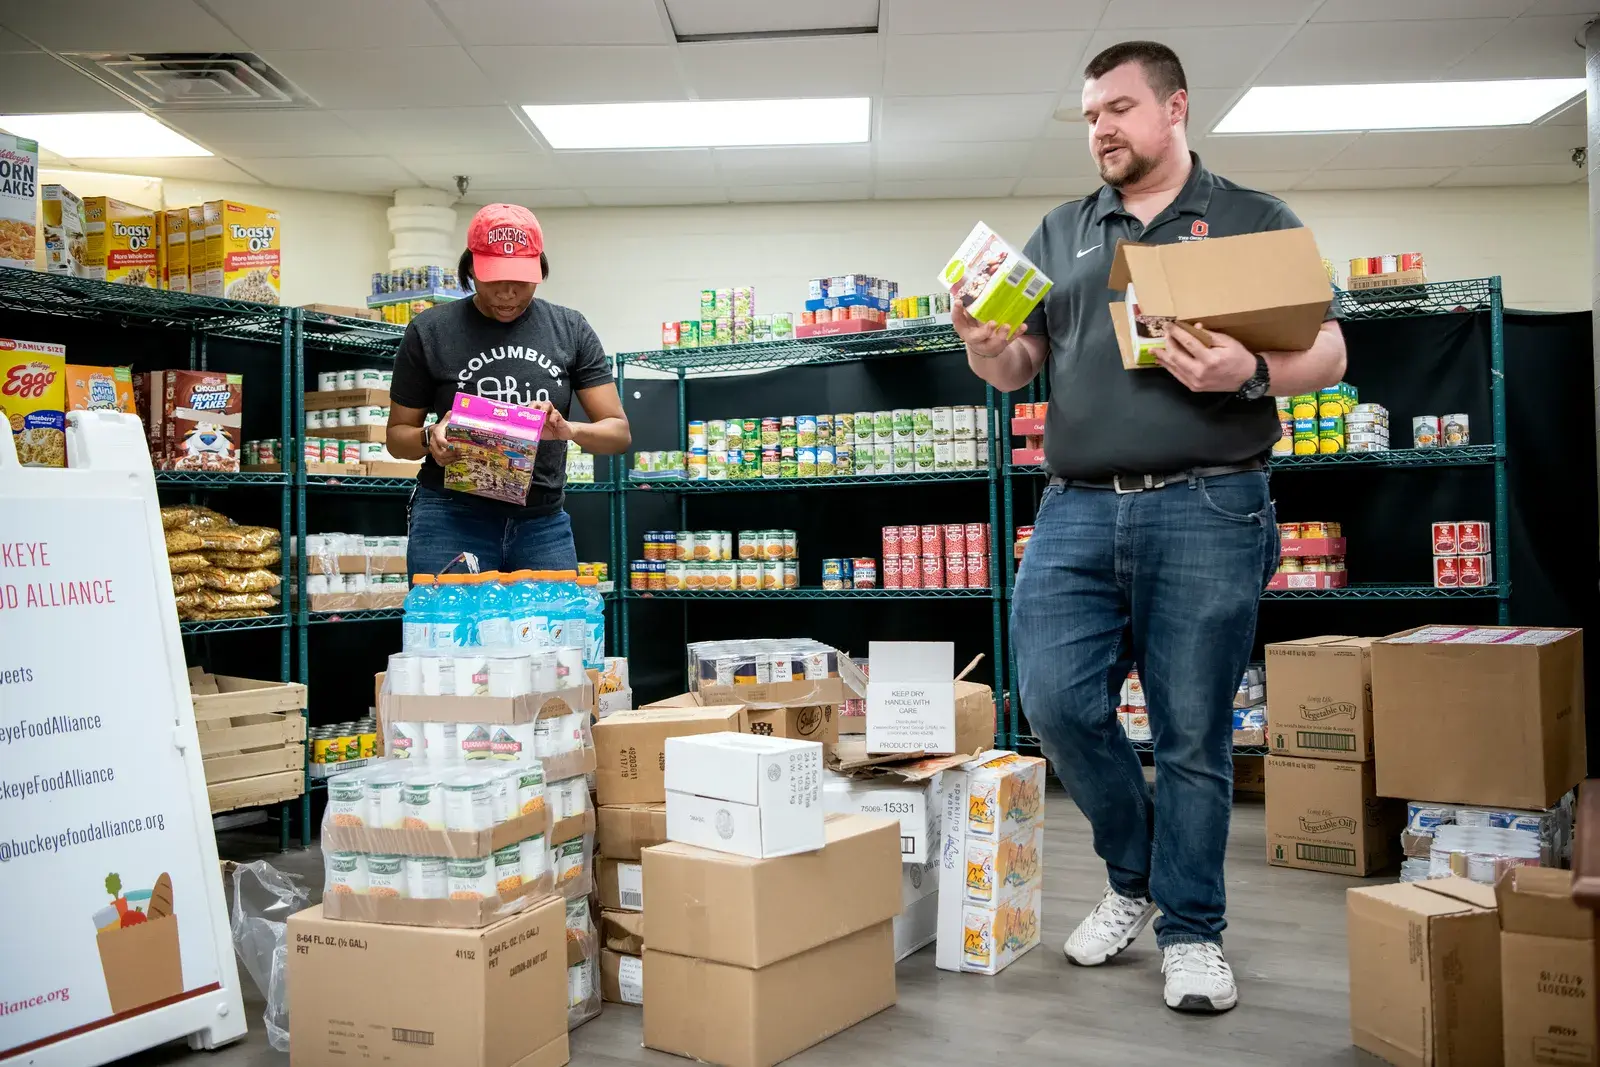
[59,53,314,110]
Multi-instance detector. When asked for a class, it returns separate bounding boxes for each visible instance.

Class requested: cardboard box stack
[1264,636,1403,877]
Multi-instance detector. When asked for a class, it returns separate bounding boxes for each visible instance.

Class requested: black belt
[1051,459,1265,494]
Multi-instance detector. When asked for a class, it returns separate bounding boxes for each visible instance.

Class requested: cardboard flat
[1497,867,1597,1067]
[643,813,902,968]
[1233,754,1267,795]
[1371,626,1586,809]
[596,857,643,912]
[595,803,667,861]
[324,806,551,861]
[323,871,556,930]
[382,687,590,727]
[600,908,645,955]
[593,705,747,805]
[304,387,390,411]
[822,772,942,864]
[600,949,644,1005]
[643,922,896,1067]
[1347,879,1501,1067]
[288,895,570,1067]
[1265,756,1402,876]
[1265,636,1374,761]
[664,732,825,858]
[694,675,857,709]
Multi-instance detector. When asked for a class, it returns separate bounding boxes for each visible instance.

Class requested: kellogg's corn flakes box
[161,208,189,293]
[0,338,68,468]
[203,200,280,304]
[83,196,159,287]
[0,131,38,271]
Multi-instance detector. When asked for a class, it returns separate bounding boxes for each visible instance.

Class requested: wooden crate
[190,670,308,814]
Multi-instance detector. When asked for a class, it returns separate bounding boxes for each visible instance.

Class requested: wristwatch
[1236,352,1271,401]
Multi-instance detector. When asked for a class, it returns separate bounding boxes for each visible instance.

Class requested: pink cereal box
[441,392,548,504]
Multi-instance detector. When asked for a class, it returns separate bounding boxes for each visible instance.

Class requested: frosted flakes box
[940,221,1052,333]
[0,131,38,271]
[441,392,548,504]
[42,184,87,276]
[0,338,67,468]
[83,196,159,287]
[203,200,280,304]
[162,370,244,471]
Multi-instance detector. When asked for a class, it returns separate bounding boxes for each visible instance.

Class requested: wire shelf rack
[624,586,993,601]
[1334,277,1495,320]
[178,613,291,635]
[156,469,290,488]
[0,266,285,335]
[627,469,990,492]
[616,323,966,374]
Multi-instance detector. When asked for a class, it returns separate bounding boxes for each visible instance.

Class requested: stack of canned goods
[370,265,460,296]
[315,368,393,392]
[1276,521,1347,579]
[888,292,953,320]
[240,438,281,467]
[1347,252,1424,279]
[1276,384,1359,456]
[1412,413,1469,449]
[632,450,687,478]
[631,528,799,592]
[309,717,380,777]
[820,557,878,590]
[879,522,991,590]
[307,404,391,430]
[304,436,388,466]
[1431,520,1492,588]
[1345,403,1390,452]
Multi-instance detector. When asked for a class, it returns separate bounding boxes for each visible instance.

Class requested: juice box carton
[0,338,68,468]
[0,132,39,271]
[83,196,159,287]
[442,393,548,504]
[940,222,1053,334]
[203,200,280,304]
[42,184,86,276]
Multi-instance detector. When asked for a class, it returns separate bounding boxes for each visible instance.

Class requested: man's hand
[952,299,1026,358]
[1159,322,1256,393]
[530,400,571,441]
[425,416,459,465]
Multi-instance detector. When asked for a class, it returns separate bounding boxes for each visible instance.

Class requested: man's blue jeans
[406,485,580,577]
[1010,472,1278,947]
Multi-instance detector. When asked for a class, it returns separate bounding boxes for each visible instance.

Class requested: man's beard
[1096,141,1161,188]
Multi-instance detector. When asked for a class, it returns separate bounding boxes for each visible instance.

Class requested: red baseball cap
[467,203,545,283]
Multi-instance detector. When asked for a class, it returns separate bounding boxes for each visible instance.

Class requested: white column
[387,188,458,270]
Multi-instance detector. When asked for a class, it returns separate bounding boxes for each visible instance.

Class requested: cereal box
[441,392,548,504]
[186,206,204,294]
[0,338,68,468]
[0,131,38,271]
[940,221,1053,333]
[65,365,135,414]
[42,184,86,276]
[83,196,159,287]
[162,370,244,471]
[203,200,280,304]
[160,208,188,293]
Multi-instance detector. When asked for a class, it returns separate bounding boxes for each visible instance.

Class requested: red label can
[1399,252,1425,272]
[1457,554,1486,587]
[919,524,942,556]
[898,525,920,553]
[1013,403,1034,419]
[851,558,877,589]
[945,553,967,589]
[897,555,920,589]
[942,523,966,555]
[1433,555,1459,588]
[966,551,989,589]
[882,525,901,557]
[965,522,987,551]
[920,554,944,589]
[1456,521,1488,555]
[1431,522,1457,556]
[882,555,902,590]
[1368,256,1384,275]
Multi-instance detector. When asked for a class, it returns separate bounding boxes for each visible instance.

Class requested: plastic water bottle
[429,574,475,650]
[546,570,587,686]
[475,571,515,649]
[505,570,546,648]
[575,575,605,670]
[401,574,437,652]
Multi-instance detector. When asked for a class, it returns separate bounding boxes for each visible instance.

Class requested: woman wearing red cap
[388,203,631,575]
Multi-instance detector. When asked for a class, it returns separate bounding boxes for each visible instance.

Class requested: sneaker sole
[1165,991,1239,1014]
[1063,906,1156,967]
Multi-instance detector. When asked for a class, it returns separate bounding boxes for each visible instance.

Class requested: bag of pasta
[172,572,205,594]
[195,609,269,621]
[197,590,279,612]
[205,547,281,569]
[200,568,281,594]
[161,505,199,530]
[165,528,204,553]
[167,552,210,574]
[174,591,207,617]
[186,506,236,530]
[198,525,280,551]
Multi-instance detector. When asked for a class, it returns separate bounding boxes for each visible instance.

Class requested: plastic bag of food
[205,547,282,569]
[186,506,235,529]
[165,528,204,553]
[199,525,280,551]
[174,592,206,616]
[171,572,205,594]
[167,552,210,575]
[230,860,309,1053]
[190,608,269,621]
[196,590,278,612]
[161,505,198,530]
[200,568,282,594]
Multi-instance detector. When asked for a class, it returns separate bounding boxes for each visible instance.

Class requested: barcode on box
[1296,843,1355,867]
[620,890,643,909]
[1005,260,1028,286]
[1022,273,1046,300]
[1296,730,1356,752]
[901,835,915,855]
[392,1028,435,1046]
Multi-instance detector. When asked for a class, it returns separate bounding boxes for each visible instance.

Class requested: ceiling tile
[664,0,878,36]
[333,107,534,154]
[554,149,718,187]
[711,145,873,184]
[726,181,874,203]
[681,36,881,98]
[0,53,132,112]
[1217,170,1313,191]
[873,177,1018,199]
[205,0,450,49]
[880,0,1102,34]
[468,45,685,104]
[50,157,264,184]
[161,110,374,157]
[395,152,562,186]
[1012,176,1100,199]
[1197,133,1360,171]
[1437,162,1585,185]
[1447,13,1591,78]
[0,26,39,51]
[1320,130,1513,170]
[1312,0,1530,20]
[1543,99,1586,126]
[1080,25,1301,89]
[1521,0,1600,13]
[1185,88,1247,136]
[262,47,502,109]
[232,155,418,194]
[433,0,670,45]
[1258,20,1511,83]
[1,0,244,52]
[1101,0,1319,26]
[1021,137,1110,179]
[1294,167,1454,189]
[584,186,729,206]
[884,32,1090,96]
[875,140,1036,180]
[1477,123,1587,165]
[880,93,1057,142]
[458,187,591,208]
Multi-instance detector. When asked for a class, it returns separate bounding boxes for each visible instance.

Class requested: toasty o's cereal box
[202,200,280,304]
[0,338,68,468]
[83,196,159,287]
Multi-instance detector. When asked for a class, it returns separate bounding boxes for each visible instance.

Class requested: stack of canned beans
[880,523,991,590]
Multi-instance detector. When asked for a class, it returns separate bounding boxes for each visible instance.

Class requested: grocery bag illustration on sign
[95,870,185,1015]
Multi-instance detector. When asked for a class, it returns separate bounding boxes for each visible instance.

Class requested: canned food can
[734,561,757,590]
[952,438,979,469]
[835,412,855,445]
[1279,558,1303,574]
[919,525,941,556]
[325,851,367,895]
[1459,554,1490,588]
[779,560,796,589]
[821,558,844,580]
[945,553,967,589]
[761,561,782,590]
[851,558,877,589]
[920,554,944,589]
[965,522,987,549]
[1379,253,1399,274]
[337,369,359,390]
[718,531,733,560]
[341,439,362,464]
[406,856,448,900]
[759,417,780,448]
[758,530,781,561]
[738,531,759,560]
[1347,257,1370,278]
[647,561,667,591]
[686,419,707,449]
[629,563,649,591]
[797,447,817,477]
[1434,555,1459,588]
[851,411,873,444]
[322,440,343,462]
[705,420,727,450]
[815,413,833,443]
[338,406,359,427]
[932,441,954,470]
[1300,521,1329,539]
[951,405,977,440]
[1399,252,1425,272]
[899,554,921,589]
[836,446,854,476]
[779,530,797,560]
[912,408,934,441]
[882,526,903,558]
[665,560,688,590]
[796,415,817,447]
[1442,413,1470,447]
[816,444,836,477]
[1432,522,1457,555]
[931,407,953,440]
[1279,523,1301,544]
[1303,557,1328,573]
[966,551,989,589]
[1413,416,1441,448]
[1456,521,1489,555]
[942,523,966,555]
[883,555,903,590]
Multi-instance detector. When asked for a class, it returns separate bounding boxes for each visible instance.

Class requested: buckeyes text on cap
[467,203,545,283]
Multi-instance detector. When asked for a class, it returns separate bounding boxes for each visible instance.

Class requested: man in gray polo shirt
[957,41,1345,1014]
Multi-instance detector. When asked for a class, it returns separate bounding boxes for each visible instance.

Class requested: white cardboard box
[822,772,943,864]
[664,732,825,858]
[866,642,958,755]
[896,858,940,961]
[597,686,634,718]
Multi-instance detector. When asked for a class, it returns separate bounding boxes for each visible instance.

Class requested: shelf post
[1488,276,1512,624]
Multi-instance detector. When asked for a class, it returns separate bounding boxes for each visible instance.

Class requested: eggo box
[442,392,548,504]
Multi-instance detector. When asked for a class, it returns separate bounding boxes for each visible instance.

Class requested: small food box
[940,222,1053,333]
[663,732,825,858]
[442,392,548,504]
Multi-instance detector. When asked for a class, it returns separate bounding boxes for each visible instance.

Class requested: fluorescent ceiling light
[0,112,211,158]
[1214,79,1585,134]
[523,98,870,150]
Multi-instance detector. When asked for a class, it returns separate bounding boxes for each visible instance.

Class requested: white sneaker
[1161,942,1238,1013]
[1063,884,1157,966]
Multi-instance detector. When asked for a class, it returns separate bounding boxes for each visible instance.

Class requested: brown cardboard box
[288,895,570,1067]
[596,857,642,913]
[1264,636,1374,761]
[600,949,643,1005]
[647,692,840,746]
[694,676,857,709]
[1371,626,1586,809]
[1107,227,1332,371]
[1498,867,1597,1067]
[1265,756,1402,876]
[644,813,902,968]
[1347,878,1501,1067]
[643,921,896,1067]
[1233,754,1266,795]
[601,908,645,955]
[596,803,667,860]
[592,705,747,805]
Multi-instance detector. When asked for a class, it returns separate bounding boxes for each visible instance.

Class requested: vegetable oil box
[0,130,38,271]
[161,207,189,293]
[83,197,159,287]
[202,200,280,304]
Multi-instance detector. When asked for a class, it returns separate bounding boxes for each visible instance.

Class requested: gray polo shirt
[1021,154,1306,480]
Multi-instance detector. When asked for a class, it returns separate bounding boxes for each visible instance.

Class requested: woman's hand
[530,400,572,441]
[425,416,459,465]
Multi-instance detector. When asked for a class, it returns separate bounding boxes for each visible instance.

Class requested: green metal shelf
[1008,465,1048,477]
[1261,584,1501,601]
[0,265,285,336]
[298,309,406,357]
[305,607,405,624]
[305,474,416,494]
[179,613,291,635]
[1006,445,1500,480]
[626,586,993,600]
[156,469,290,488]
[616,323,965,374]
[628,470,990,492]
[564,482,613,492]
[1334,277,1494,320]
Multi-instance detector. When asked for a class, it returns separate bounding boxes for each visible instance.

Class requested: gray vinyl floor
[116,786,1389,1067]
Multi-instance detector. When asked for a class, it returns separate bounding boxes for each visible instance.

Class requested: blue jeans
[1010,472,1278,947]
[406,485,580,577]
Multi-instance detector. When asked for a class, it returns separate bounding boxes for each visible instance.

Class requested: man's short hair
[1084,40,1188,101]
